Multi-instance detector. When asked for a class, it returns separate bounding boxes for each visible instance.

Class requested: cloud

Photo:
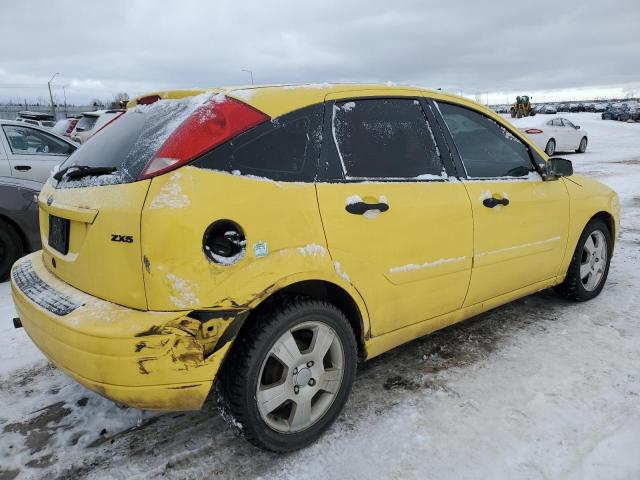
[0,0,638,103]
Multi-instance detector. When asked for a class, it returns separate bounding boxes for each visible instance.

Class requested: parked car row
[493,100,639,117]
[601,103,640,122]
[12,109,126,143]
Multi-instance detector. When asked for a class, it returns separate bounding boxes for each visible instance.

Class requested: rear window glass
[75,115,98,131]
[55,93,216,187]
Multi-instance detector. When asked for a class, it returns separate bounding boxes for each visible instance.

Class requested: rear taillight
[139,96,269,179]
[64,119,78,136]
[137,95,161,105]
[525,128,543,134]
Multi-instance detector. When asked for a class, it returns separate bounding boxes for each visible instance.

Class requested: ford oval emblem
[46,195,54,206]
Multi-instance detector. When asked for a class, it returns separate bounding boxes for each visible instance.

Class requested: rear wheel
[576,136,588,153]
[0,220,23,281]
[555,219,611,301]
[216,297,357,452]
[545,139,556,156]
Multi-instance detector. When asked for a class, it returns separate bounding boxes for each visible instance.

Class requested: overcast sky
[1,0,639,105]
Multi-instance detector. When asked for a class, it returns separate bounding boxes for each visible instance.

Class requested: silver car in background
[0,120,78,183]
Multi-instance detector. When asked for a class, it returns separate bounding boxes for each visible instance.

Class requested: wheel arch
[589,210,615,249]
[242,279,370,359]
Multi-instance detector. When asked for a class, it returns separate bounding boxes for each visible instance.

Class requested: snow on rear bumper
[10,252,233,411]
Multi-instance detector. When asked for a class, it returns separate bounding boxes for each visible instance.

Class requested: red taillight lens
[525,128,543,134]
[139,96,269,180]
[137,95,161,105]
[64,119,78,136]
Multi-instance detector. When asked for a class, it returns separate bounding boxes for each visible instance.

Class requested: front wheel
[216,297,357,452]
[545,138,556,156]
[555,219,612,301]
[576,136,588,153]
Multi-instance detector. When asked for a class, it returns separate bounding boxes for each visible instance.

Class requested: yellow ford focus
[11,84,619,451]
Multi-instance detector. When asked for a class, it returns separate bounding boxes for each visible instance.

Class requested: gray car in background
[0,177,42,280]
[0,120,77,183]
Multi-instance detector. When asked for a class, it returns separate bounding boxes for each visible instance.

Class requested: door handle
[345,201,390,215]
[14,165,32,171]
[482,197,509,208]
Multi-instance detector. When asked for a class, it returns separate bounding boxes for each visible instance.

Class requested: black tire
[0,219,24,281]
[545,139,556,156]
[216,296,358,452]
[554,219,612,301]
[576,136,588,153]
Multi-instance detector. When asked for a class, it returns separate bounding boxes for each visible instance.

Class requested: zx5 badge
[111,234,134,243]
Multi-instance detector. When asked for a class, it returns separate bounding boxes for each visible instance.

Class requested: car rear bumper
[10,252,237,411]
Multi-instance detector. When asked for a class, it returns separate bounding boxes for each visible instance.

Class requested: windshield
[55,93,214,188]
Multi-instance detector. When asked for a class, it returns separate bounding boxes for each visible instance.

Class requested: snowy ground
[1,113,639,480]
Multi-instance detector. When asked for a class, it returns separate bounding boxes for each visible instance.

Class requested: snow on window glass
[55,93,215,187]
[332,98,445,179]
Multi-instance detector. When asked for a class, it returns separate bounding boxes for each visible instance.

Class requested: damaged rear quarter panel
[140,166,342,311]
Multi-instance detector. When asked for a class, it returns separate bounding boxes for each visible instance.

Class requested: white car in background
[70,109,125,143]
[51,117,80,138]
[0,120,78,182]
[512,116,589,156]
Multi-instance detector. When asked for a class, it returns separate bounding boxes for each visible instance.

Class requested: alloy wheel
[580,230,607,291]
[256,321,345,433]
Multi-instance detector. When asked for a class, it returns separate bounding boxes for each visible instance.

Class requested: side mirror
[575,125,581,129]
[542,158,573,180]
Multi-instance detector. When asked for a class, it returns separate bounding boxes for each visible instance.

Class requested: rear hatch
[39,92,222,310]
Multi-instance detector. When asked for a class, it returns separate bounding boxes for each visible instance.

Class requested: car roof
[17,110,55,120]
[128,83,491,119]
[127,83,551,158]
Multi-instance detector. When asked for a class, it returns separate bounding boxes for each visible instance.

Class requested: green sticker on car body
[253,241,269,258]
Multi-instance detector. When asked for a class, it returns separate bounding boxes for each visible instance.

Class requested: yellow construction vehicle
[510,95,535,118]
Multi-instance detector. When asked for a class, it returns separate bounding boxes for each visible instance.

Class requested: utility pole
[62,84,69,117]
[48,72,60,117]
[241,69,254,85]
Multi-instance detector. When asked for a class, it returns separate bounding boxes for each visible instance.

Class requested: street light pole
[62,84,69,117]
[241,69,254,85]
[48,72,60,118]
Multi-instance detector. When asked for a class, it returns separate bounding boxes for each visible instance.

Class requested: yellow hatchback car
[11,84,619,451]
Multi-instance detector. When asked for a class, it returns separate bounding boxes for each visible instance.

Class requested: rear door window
[2,125,75,156]
[75,115,99,131]
[436,102,534,178]
[332,98,444,179]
